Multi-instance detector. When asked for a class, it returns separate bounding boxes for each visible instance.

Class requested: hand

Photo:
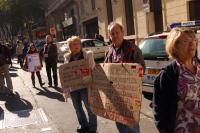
[63,88,70,102]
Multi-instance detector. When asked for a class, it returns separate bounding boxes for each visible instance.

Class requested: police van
[139,20,200,93]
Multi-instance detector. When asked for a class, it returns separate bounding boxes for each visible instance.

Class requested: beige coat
[64,50,95,69]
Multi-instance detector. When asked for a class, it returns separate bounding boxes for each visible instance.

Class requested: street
[0,59,158,133]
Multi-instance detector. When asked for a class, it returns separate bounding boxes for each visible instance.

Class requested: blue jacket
[153,60,179,133]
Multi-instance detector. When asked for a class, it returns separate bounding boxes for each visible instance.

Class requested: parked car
[57,39,109,62]
[139,33,171,93]
[57,41,69,62]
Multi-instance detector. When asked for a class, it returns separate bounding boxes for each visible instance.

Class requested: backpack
[0,46,5,66]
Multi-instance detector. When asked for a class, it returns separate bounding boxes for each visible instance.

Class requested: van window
[139,38,168,60]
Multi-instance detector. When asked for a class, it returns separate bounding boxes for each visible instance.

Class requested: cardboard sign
[59,59,91,92]
[27,53,41,72]
[89,63,143,127]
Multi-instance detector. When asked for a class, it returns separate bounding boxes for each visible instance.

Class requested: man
[104,22,145,133]
[0,42,14,95]
[43,35,58,87]
[16,40,24,68]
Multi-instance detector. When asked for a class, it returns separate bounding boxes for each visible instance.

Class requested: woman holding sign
[105,22,145,133]
[63,36,97,133]
[24,44,45,88]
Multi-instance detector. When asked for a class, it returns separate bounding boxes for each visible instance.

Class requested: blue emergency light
[169,20,200,29]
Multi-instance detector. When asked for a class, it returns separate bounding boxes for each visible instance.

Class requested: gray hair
[107,22,124,33]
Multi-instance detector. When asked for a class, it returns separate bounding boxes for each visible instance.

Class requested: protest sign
[27,53,41,72]
[89,63,143,127]
[59,59,91,92]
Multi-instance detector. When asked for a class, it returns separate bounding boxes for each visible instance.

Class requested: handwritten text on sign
[59,59,91,92]
[27,53,41,72]
[90,63,143,127]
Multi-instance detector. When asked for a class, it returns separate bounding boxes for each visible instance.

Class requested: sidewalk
[0,63,60,133]
[0,60,158,133]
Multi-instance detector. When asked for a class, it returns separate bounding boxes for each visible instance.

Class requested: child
[24,44,45,87]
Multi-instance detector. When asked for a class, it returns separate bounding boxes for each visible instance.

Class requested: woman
[153,27,200,133]
[63,36,97,133]
[24,44,45,88]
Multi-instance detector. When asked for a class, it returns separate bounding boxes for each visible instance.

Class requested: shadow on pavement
[35,87,65,102]
[143,92,153,101]
[143,92,153,108]
[52,86,63,93]
[4,92,33,117]
[9,68,18,72]
[10,73,18,77]
[9,66,19,69]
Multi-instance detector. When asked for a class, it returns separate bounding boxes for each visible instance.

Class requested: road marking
[41,127,52,132]
[38,108,48,122]
[0,108,48,129]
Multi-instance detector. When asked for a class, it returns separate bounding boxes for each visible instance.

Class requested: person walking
[104,22,145,133]
[43,35,58,87]
[153,27,200,133]
[63,36,97,133]
[24,44,45,88]
[16,40,24,68]
[5,42,13,67]
[0,42,14,95]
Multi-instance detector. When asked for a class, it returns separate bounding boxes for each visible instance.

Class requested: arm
[133,45,145,69]
[153,70,170,132]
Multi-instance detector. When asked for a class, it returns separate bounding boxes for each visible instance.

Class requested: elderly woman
[63,36,97,133]
[153,27,200,133]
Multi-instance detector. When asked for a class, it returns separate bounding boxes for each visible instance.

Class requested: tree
[0,0,45,42]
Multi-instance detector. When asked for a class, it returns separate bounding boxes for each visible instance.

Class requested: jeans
[116,122,140,133]
[70,88,97,132]
[0,64,13,91]
[45,62,57,86]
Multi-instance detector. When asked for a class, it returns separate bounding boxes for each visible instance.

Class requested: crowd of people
[0,22,199,133]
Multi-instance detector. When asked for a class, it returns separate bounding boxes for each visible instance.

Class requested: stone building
[44,0,200,43]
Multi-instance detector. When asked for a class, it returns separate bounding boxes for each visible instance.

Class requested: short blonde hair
[66,36,81,47]
[166,27,196,59]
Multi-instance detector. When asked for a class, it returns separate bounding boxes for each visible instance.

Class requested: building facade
[45,0,200,43]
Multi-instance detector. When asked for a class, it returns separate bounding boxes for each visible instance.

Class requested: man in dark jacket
[0,42,14,95]
[104,22,145,133]
[43,35,58,87]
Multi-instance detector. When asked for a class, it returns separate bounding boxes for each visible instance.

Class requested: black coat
[0,44,12,65]
[153,60,179,133]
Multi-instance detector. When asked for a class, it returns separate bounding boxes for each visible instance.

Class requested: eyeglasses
[179,39,197,45]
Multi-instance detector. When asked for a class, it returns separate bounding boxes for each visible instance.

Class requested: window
[91,0,96,10]
[139,38,167,59]
[80,0,85,16]
[82,41,94,47]
[93,40,104,47]
[70,9,74,17]
[124,0,135,35]
[149,0,163,32]
[189,0,200,20]
[106,0,113,24]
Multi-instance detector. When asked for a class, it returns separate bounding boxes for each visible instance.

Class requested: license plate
[148,69,161,74]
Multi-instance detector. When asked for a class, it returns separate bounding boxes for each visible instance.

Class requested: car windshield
[139,38,168,60]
